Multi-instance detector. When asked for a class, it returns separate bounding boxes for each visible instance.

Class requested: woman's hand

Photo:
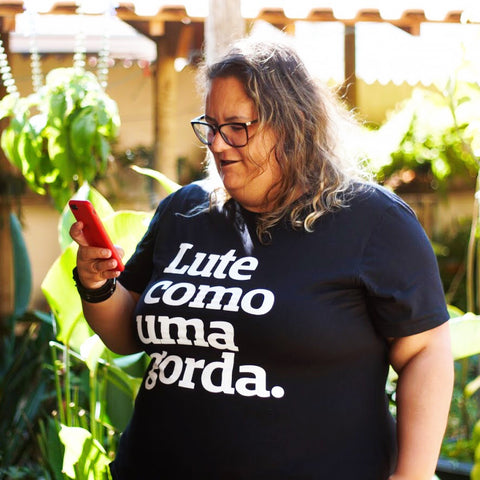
[69,220,140,355]
[70,220,124,289]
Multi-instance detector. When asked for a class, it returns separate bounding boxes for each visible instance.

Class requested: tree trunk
[0,201,15,323]
[153,37,178,187]
[0,22,16,324]
[205,0,245,63]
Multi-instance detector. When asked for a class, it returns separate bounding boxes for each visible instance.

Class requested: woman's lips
[220,160,239,167]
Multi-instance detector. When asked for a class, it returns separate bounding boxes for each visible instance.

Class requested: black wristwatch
[72,267,117,303]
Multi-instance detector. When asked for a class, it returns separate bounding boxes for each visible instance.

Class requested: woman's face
[205,76,282,212]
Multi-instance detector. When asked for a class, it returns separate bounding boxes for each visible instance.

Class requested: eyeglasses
[190,115,258,148]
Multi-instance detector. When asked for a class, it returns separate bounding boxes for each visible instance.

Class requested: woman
[70,38,453,479]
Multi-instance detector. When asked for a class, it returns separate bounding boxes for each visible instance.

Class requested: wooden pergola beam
[341,25,356,108]
[0,2,473,28]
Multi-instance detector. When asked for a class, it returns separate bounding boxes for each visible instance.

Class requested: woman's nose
[209,131,231,152]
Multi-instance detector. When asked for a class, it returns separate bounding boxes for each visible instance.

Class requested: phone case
[69,199,125,271]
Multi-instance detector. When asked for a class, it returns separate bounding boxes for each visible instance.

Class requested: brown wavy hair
[197,37,370,241]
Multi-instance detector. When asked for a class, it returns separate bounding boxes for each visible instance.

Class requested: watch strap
[72,266,116,303]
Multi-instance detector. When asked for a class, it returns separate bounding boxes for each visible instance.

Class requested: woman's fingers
[75,254,120,288]
[69,221,89,247]
[70,220,121,288]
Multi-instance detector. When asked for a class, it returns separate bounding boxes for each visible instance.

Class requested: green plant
[44,339,146,480]
[0,310,57,479]
[369,76,480,476]
[0,212,58,478]
[441,310,480,480]
[435,220,471,313]
[38,173,179,478]
[0,68,120,211]
[373,83,480,194]
[40,187,149,479]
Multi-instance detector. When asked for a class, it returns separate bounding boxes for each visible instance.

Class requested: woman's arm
[388,321,454,480]
[70,220,141,355]
[80,284,140,355]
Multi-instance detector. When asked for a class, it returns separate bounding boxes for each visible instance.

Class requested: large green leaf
[105,364,143,432]
[77,335,144,431]
[42,245,91,349]
[0,92,18,120]
[95,133,110,169]
[102,210,153,251]
[10,213,32,318]
[1,124,23,171]
[59,425,110,480]
[450,313,480,360]
[48,129,74,179]
[18,123,43,174]
[130,164,181,194]
[70,107,96,161]
[36,417,65,480]
[79,334,106,374]
[447,305,464,318]
[48,91,68,127]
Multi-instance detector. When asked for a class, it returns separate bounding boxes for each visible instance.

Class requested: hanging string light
[0,1,119,99]
[0,33,18,96]
[74,1,118,85]
[96,1,119,89]
[24,0,44,93]
[74,1,87,75]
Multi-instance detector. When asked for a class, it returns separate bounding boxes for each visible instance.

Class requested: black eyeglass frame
[190,115,258,148]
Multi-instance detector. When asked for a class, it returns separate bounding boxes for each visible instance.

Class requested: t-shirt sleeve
[118,193,175,294]
[359,200,449,338]
[118,182,211,294]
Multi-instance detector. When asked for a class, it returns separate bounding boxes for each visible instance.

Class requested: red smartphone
[69,199,125,272]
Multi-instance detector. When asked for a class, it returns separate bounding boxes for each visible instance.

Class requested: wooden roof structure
[2,2,478,94]
[122,2,476,37]
[0,1,479,180]
[0,1,478,34]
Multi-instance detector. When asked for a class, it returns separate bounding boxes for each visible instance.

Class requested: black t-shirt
[110,181,449,480]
